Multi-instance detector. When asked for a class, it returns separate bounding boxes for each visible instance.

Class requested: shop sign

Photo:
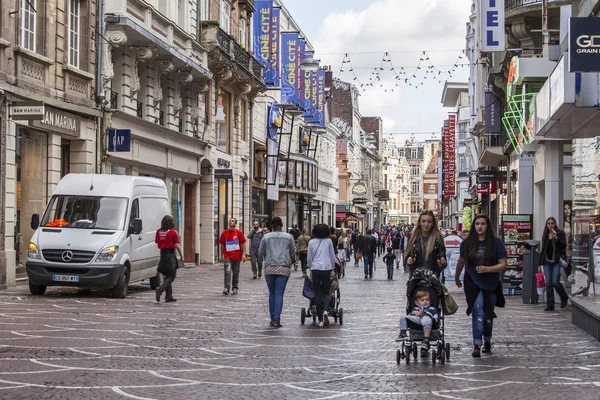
[442,114,456,200]
[214,169,233,179]
[500,214,533,296]
[443,235,463,282]
[570,17,600,72]
[353,197,367,205]
[9,101,44,120]
[217,158,231,168]
[32,106,81,137]
[352,182,367,196]
[463,198,473,208]
[310,204,322,212]
[107,129,131,152]
[484,91,501,133]
[378,190,390,202]
[480,0,505,51]
[506,56,519,100]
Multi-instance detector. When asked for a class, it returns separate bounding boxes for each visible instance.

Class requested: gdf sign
[570,17,600,72]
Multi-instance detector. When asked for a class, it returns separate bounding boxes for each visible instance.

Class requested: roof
[441,82,468,108]
[53,174,166,197]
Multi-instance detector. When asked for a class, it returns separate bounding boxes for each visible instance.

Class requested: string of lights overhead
[335,50,472,91]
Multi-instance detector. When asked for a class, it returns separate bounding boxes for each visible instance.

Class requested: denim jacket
[258,232,296,267]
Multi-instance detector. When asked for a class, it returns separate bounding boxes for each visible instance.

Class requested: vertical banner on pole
[281,32,300,105]
[270,7,281,86]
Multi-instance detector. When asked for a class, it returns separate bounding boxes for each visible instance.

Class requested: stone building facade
[0,0,100,287]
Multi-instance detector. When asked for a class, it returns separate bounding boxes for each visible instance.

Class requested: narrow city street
[0,255,597,400]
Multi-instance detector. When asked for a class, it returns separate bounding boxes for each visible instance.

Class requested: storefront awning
[336,212,364,221]
[479,146,506,167]
[335,212,346,221]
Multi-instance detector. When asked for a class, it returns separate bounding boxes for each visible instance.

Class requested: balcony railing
[505,0,562,11]
[210,24,264,82]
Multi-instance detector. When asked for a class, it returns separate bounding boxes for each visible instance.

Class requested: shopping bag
[357,252,363,260]
[536,272,546,288]
[442,284,459,315]
[302,276,315,300]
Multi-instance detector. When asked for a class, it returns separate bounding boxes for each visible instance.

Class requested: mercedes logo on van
[62,251,74,262]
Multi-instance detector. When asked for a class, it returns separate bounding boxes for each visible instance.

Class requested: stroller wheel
[396,349,401,364]
[440,348,446,364]
[294,264,298,271]
[338,308,344,325]
[445,343,451,360]
[431,349,437,364]
[301,308,306,325]
[412,343,418,360]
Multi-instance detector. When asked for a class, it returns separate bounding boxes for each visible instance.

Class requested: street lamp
[300,54,320,71]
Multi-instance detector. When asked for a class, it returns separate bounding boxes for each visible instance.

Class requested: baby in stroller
[398,290,438,355]
[395,268,450,364]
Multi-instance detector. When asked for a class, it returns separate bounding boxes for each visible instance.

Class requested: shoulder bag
[442,284,459,315]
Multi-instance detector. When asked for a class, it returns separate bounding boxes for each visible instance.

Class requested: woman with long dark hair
[405,211,447,275]
[155,215,183,303]
[455,214,507,357]
[307,224,336,326]
[539,217,569,311]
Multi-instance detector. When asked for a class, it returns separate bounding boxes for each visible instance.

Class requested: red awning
[336,212,346,221]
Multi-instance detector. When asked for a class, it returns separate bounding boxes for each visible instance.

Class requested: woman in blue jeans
[307,224,336,327]
[258,217,296,328]
[455,215,507,357]
[539,217,569,311]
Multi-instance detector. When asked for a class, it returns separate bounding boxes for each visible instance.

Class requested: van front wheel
[111,266,129,299]
[29,282,46,296]
[149,272,162,290]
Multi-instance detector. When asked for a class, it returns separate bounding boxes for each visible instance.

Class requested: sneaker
[270,321,275,326]
[561,297,569,308]
[544,306,554,311]
[364,276,368,280]
[420,341,430,357]
[472,345,481,358]
[318,321,324,327]
[155,288,162,303]
[232,288,238,295]
[165,297,177,302]
[482,341,492,353]
[253,273,257,279]
[396,331,407,341]
[273,322,282,328]
[223,288,229,295]
[323,312,330,327]
[258,272,262,278]
[369,275,373,279]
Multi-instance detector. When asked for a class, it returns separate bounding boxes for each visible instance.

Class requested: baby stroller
[301,256,344,325]
[396,268,450,365]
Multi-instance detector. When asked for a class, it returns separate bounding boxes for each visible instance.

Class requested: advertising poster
[501,214,533,295]
[287,160,295,187]
[266,138,279,201]
[278,161,287,188]
[443,235,463,282]
[295,161,302,188]
[303,162,309,188]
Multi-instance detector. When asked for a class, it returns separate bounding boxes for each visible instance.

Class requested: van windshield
[41,196,128,230]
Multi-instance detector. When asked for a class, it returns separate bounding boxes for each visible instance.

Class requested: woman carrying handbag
[538,217,569,311]
[155,215,184,303]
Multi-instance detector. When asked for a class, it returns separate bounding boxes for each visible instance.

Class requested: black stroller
[396,268,450,365]
[301,256,344,325]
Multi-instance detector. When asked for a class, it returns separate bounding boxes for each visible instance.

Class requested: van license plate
[52,275,80,282]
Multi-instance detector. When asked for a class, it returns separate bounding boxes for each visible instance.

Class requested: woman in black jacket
[405,211,447,275]
[538,217,569,311]
[455,214,507,357]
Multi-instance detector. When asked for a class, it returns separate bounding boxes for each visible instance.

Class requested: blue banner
[281,32,300,105]
[305,70,319,124]
[298,41,306,110]
[302,69,315,119]
[270,8,281,87]
[253,1,273,83]
[308,70,326,127]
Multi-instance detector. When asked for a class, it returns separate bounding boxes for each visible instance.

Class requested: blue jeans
[363,254,373,277]
[472,291,495,345]
[345,248,350,260]
[386,263,394,278]
[543,262,568,307]
[353,248,359,264]
[264,274,289,323]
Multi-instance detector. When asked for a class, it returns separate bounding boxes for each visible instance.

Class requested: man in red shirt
[218,218,246,295]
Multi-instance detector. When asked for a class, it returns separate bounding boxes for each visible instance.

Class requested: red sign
[442,114,456,200]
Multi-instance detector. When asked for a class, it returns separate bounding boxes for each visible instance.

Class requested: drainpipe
[542,0,549,58]
[95,1,105,174]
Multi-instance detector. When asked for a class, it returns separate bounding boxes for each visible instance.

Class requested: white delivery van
[26,174,170,298]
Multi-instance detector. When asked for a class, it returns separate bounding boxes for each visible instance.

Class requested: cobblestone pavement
[0,254,599,400]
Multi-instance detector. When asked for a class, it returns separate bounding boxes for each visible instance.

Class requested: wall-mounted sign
[217,158,231,168]
[353,197,368,205]
[32,106,81,137]
[310,204,322,212]
[215,169,233,180]
[570,17,600,72]
[9,101,44,120]
[107,129,131,152]
[484,91,501,133]
[352,182,367,196]
[480,0,505,51]
[378,190,390,202]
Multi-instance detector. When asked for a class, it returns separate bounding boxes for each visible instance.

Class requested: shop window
[170,178,183,234]
[239,18,247,48]
[178,0,187,32]
[215,90,231,153]
[15,129,48,273]
[199,0,209,21]
[68,0,81,68]
[21,0,36,52]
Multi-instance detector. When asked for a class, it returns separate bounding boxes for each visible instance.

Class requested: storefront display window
[287,194,297,230]
[15,128,48,275]
[170,178,183,234]
[571,138,600,296]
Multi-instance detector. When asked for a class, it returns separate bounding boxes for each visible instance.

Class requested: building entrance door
[184,182,196,264]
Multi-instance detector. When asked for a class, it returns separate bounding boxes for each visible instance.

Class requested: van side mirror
[132,218,143,235]
[31,214,40,230]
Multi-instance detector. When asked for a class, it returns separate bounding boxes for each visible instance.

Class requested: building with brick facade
[0,0,101,287]
[101,0,264,264]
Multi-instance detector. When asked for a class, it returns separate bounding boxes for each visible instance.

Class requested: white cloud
[312,0,471,139]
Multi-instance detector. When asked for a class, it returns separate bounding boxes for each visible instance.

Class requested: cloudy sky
[282,0,472,144]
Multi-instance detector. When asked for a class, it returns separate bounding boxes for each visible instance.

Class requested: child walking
[398,290,438,356]
[382,247,396,280]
